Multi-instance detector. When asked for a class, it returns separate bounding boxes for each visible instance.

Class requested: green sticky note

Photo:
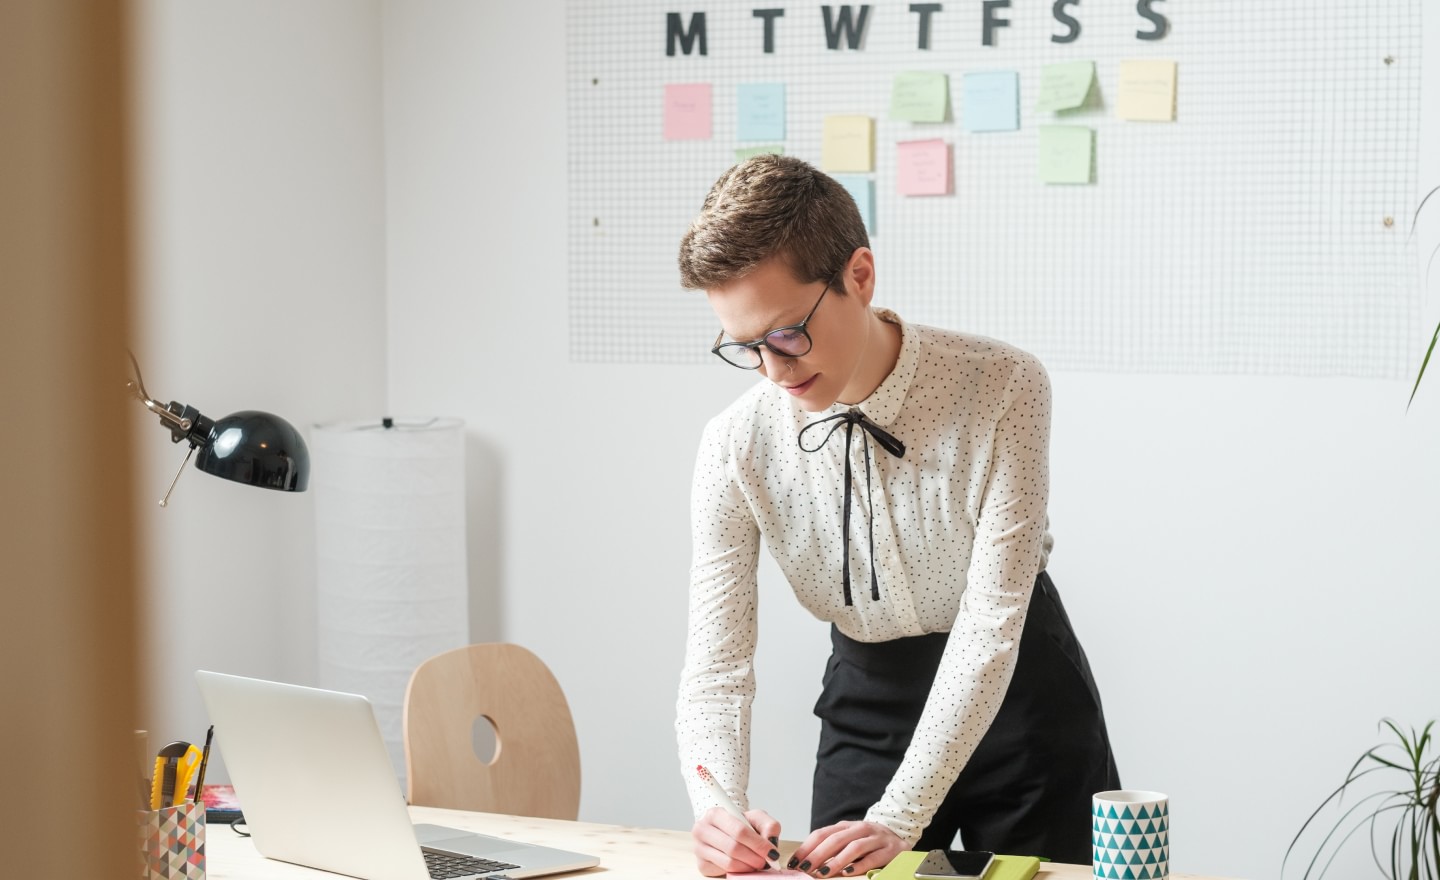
[735,145,784,161]
[1035,61,1096,112]
[890,71,949,123]
[1038,126,1094,184]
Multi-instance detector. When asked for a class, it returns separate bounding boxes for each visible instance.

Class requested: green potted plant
[1285,719,1440,879]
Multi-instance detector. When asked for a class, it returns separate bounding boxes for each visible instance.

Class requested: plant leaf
[1290,719,1440,880]
[1287,766,1395,875]
[1408,185,1440,407]
[1411,186,1440,238]
[1296,792,1400,878]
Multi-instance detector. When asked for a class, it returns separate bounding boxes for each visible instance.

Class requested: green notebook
[867,850,1041,880]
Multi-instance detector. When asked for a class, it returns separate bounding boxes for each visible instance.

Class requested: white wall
[130,0,389,782]
[136,3,1439,879]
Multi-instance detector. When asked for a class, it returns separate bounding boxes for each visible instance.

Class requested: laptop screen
[193,670,599,880]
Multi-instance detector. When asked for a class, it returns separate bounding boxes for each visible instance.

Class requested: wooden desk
[206,806,1235,879]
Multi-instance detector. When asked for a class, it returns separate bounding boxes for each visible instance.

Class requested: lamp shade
[195,410,310,491]
[311,417,467,785]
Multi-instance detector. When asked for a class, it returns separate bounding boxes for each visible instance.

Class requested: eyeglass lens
[764,327,810,355]
[719,327,811,367]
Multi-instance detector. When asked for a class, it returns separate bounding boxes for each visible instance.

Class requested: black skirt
[811,571,1121,864]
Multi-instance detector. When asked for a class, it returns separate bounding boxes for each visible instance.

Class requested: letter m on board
[667,12,707,56]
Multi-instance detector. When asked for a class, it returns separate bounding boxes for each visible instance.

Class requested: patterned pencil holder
[137,801,206,880]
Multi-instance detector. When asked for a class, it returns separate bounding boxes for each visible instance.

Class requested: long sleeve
[675,411,763,816]
[863,353,1052,844]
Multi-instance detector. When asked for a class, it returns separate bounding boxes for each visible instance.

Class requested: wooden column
[0,1,142,877]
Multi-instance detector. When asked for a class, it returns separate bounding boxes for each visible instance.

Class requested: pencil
[696,764,779,870]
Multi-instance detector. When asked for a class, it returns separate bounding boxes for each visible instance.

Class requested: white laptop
[194,670,600,880]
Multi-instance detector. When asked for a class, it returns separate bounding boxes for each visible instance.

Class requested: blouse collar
[827,308,918,428]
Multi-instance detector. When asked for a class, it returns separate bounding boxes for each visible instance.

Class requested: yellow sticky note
[822,115,874,173]
[890,71,949,122]
[1035,61,1095,113]
[1117,59,1176,121]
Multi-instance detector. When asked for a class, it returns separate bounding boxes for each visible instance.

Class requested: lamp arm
[126,351,214,446]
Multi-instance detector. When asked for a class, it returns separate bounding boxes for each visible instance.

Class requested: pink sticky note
[896,139,951,196]
[665,83,713,141]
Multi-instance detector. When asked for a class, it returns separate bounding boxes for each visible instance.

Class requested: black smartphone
[912,849,996,880]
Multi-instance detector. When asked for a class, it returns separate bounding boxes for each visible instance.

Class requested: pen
[696,764,780,870]
[192,725,214,804]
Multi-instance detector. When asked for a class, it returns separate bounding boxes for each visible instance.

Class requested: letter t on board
[910,3,942,50]
[754,8,784,53]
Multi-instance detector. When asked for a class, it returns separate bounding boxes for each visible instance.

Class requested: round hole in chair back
[471,714,500,765]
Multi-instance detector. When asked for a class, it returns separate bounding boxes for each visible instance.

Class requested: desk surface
[206,806,1237,880]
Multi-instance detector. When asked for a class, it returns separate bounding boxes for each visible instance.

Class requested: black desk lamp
[126,353,309,506]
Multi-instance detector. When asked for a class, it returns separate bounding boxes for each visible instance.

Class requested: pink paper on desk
[729,872,809,879]
[664,83,713,140]
[896,139,951,196]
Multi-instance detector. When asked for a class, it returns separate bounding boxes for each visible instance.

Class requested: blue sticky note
[832,174,874,234]
[737,83,786,142]
[964,71,1019,132]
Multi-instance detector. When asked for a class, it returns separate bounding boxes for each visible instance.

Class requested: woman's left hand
[785,819,907,877]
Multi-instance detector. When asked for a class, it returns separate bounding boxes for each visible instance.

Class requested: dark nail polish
[799,861,811,871]
[844,866,855,874]
[769,849,781,861]
[788,857,799,869]
[769,836,780,846]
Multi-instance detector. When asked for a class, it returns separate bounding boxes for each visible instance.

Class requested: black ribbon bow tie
[797,407,906,605]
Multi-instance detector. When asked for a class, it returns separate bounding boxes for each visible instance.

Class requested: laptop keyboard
[423,848,521,879]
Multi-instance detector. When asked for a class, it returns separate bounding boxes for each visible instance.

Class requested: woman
[675,154,1120,878]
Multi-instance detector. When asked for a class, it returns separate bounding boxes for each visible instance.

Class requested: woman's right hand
[691,806,782,876]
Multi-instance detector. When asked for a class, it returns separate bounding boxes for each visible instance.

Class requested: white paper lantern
[312,418,468,784]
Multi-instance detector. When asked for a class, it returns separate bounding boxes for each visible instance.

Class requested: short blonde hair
[677,154,869,291]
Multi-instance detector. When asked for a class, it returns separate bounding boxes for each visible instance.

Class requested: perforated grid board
[566,1,1422,376]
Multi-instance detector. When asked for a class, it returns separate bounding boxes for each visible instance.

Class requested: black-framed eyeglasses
[710,274,840,370]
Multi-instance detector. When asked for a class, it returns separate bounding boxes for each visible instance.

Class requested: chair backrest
[403,643,581,820]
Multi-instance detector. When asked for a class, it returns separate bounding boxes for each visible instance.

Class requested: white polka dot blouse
[676,309,1054,846]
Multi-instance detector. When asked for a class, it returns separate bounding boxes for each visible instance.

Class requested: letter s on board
[1136,0,1169,40]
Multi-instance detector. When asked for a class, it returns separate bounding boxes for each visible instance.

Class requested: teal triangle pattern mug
[1092,790,1168,880]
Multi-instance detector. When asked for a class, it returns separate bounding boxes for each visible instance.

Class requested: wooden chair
[403,643,581,820]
